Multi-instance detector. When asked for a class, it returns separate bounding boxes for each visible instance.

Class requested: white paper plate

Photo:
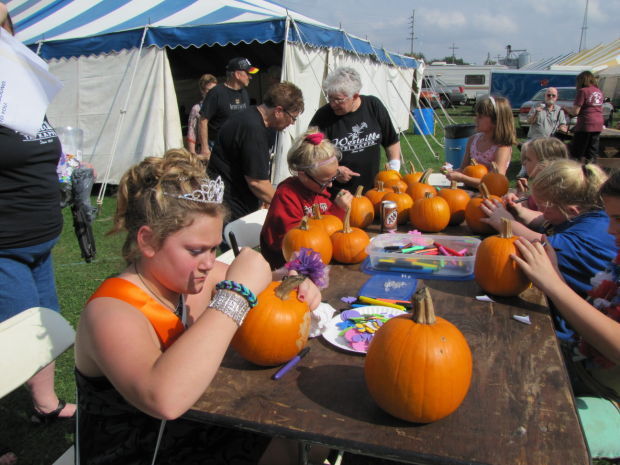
[322,306,407,354]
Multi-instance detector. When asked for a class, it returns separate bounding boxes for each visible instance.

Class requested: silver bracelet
[209,289,250,326]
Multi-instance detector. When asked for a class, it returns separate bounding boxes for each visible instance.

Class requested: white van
[425,63,508,104]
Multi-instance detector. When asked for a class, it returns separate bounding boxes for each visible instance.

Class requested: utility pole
[449,42,459,63]
[578,0,589,51]
[407,10,417,55]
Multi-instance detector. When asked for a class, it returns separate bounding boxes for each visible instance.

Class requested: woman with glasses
[567,71,605,163]
[526,87,568,140]
[260,128,353,269]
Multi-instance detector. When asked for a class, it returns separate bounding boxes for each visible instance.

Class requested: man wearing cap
[198,57,259,160]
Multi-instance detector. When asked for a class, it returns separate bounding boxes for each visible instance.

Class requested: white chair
[223,208,268,249]
[0,307,76,465]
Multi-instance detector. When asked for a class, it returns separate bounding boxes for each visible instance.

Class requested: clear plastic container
[365,233,481,278]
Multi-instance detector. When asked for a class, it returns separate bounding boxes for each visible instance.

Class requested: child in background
[260,128,353,269]
[482,159,616,297]
[187,74,217,155]
[445,96,516,189]
[512,170,620,460]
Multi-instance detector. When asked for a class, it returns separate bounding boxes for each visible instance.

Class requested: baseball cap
[226,57,259,74]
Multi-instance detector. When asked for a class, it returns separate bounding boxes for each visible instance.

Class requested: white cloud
[419,10,467,30]
[471,13,518,35]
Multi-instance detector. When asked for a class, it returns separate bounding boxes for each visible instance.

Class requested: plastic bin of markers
[365,233,481,279]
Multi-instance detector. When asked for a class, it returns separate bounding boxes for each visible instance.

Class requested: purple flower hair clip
[285,247,330,289]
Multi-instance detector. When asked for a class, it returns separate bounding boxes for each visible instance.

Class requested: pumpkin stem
[424,192,433,199]
[275,275,307,300]
[419,168,434,184]
[377,180,385,192]
[491,161,498,173]
[471,159,478,166]
[392,184,402,194]
[355,185,364,197]
[478,183,490,199]
[342,207,353,233]
[299,216,310,231]
[384,162,390,171]
[450,181,458,190]
[408,160,416,174]
[499,217,513,239]
[312,204,322,220]
[412,287,436,325]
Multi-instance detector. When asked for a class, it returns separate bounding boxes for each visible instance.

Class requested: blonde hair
[474,96,516,146]
[523,137,569,164]
[199,74,217,94]
[287,127,341,175]
[531,159,607,216]
[111,148,228,264]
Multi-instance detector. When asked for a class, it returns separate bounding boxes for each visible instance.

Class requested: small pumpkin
[374,163,401,187]
[409,192,450,233]
[480,162,509,197]
[382,185,414,225]
[474,218,531,296]
[232,276,310,366]
[464,183,501,235]
[462,159,488,179]
[349,185,375,229]
[331,207,370,264]
[365,287,473,423]
[438,181,470,226]
[364,181,394,216]
[402,160,423,186]
[406,168,437,201]
[307,204,343,237]
[282,216,332,264]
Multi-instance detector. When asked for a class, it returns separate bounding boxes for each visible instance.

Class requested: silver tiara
[163,176,225,204]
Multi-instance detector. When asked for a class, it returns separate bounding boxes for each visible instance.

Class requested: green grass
[2,106,602,465]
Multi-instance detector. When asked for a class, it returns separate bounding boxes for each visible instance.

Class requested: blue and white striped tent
[5,0,418,185]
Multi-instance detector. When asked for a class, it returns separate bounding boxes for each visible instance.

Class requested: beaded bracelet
[215,280,258,308]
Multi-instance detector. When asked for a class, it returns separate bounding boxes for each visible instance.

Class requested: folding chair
[217,209,268,265]
[0,307,76,465]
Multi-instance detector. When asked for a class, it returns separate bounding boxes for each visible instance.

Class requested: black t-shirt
[0,121,63,248]
[199,84,250,142]
[208,107,273,222]
[310,95,399,194]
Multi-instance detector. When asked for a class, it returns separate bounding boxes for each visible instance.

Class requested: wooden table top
[187,230,590,465]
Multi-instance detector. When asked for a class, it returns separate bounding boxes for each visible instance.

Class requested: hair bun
[305,132,324,145]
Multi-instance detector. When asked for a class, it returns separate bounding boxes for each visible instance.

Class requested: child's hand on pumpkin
[334,189,353,210]
[227,248,272,297]
[286,271,322,310]
[479,199,514,230]
[510,238,564,292]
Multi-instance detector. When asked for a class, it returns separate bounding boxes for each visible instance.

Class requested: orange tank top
[87,277,185,350]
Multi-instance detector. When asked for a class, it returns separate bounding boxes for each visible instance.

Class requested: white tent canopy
[6,0,417,189]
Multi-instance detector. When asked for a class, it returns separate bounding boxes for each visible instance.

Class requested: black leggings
[570,131,600,163]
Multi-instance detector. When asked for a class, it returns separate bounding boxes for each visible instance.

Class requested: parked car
[420,76,467,108]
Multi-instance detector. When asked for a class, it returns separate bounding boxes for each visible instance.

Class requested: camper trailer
[425,63,508,103]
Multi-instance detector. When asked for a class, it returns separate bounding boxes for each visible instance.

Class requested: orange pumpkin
[474,218,531,296]
[365,287,473,423]
[382,185,413,225]
[232,276,310,366]
[307,204,343,237]
[438,181,470,226]
[364,181,393,216]
[462,159,488,179]
[349,185,375,229]
[331,207,370,264]
[409,192,450,232]
[374,163,401,187]
[402,160,423,186]
[480,162,509,197]
[464,183,501,235]
[282,216,332,264]
[406,168,437,201]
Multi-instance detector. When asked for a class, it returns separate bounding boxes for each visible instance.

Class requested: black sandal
[31,399,73,424]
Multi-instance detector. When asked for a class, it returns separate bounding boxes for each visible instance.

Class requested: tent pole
[96,25,150,210]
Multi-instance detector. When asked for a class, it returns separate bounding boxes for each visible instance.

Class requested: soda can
[381,200,398,233]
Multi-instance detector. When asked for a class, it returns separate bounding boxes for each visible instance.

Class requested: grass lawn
[3,106,606,464]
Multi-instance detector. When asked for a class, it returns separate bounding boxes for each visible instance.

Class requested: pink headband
[305,132,324,145]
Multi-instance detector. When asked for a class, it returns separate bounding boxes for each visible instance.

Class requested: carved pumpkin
[474,218,531,296]
[307,204,343,237]
[462,159,488,179]
[409,192,450,233]
[438,181,470,226]
[331,207,370,264]
[282,216,332,264]
[374,163,401,187]
[480,162,509,197]
[364,181,393,216]
[382,185,414,225]
[402,160,423,186]
[406,168,437,201]
[365,287,473,423]
[232,276,310,366]
[349,185,375,229]
[464,183,501,235]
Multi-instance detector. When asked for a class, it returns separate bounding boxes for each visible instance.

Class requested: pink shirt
[469,132,510,171]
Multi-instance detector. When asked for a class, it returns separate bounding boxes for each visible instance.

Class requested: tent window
[465,75,485,85]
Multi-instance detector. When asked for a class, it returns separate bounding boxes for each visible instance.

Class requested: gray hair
[322,67,362,98]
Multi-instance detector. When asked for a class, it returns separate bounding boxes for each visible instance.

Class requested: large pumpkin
[349,185,375,229]
[364,181,393,216]
[232,276,311,366]
[406,168,437,201]
[382,185,414,225]
[409,192,450,233]
[307,204,343,237]
[331,207,370,264]
[282,216,332,264]
[365,287,473,423]
[464,183,501,235]
[480,162,509,197]
[462,159,488,179]
[438,181,470,226]
[474,218,531,296]
[374,163,401,187]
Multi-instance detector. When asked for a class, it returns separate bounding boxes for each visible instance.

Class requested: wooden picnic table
[186,226,591,465]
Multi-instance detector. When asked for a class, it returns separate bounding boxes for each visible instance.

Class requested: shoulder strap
[88,278,185,349]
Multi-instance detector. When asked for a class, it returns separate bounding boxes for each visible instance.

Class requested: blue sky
[276,0,619,65]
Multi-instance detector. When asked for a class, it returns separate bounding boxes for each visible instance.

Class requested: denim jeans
[0,237,60,322]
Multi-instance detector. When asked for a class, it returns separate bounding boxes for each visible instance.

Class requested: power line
[407,10,417,55]
[579,0,589,51]
[449,42,459,62]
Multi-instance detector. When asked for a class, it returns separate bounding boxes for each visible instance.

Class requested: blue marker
[272,347,311,380]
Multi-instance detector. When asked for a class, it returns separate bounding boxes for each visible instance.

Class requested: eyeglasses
[304,171,337,190]
[327,95,350,105]
[546,94,557,97]
[283,108,298,123]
